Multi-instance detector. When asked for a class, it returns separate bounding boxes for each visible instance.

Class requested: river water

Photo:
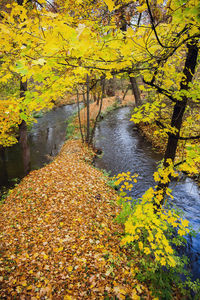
[94,106,200,281]
[0,104,199,281]
[0,104,78,191]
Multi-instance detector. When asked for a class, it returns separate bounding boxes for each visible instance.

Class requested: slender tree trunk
[19,120,30,175]
[89,77,105,145]
[158,41,198,206]
[118,7,141,107]
[86,74,90,144]
[17,0,31,175]
[19,79,30,175]
[129,76,141,106]
[106,77,116,97]
[96,93,100,105]
[0,146,8,187]
[76,90,84,143]
[122,85,129,101]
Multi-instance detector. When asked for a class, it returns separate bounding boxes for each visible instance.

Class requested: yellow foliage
[115,172,190,269]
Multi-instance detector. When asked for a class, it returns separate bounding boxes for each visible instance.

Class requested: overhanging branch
[143,78,177,102]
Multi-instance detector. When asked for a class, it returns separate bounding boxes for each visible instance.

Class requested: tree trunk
[19,79,30,175]
[106,77,116,97]
[129,76,141,106]
[163,42,198,167]
[76,90,84,143]
[89,77,105,145]
[19,119,30,175]
[158,41,198,206]
[0,146,8,187]
[86,74,90,144]
[16,0,30,176]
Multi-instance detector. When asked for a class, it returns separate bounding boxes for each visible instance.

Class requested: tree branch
[155,120,166,129]
[145,0,174,49]
[143,78,177,102]
[155,121,200,140]
[174,160,186,167]
[178,135,200,140]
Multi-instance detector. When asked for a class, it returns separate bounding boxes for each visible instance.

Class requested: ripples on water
[94,106,200,280]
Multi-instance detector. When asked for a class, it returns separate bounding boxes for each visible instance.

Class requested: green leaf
[15,60,28,75]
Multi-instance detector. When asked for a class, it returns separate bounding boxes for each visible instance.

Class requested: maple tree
[0,0,200,297]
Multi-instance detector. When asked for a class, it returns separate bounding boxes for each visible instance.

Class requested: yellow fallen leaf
[16,286,22,293]
[21,280,27,286]
[53,247,63,253]
[136,284,142,293]
[131,288,140,299]
[67,266,73,272]
[27,285,33,290]
[64,295,72,300]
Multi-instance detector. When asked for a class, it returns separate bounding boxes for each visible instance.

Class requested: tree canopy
[0,0,199,175]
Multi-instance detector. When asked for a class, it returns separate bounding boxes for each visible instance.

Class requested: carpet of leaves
[0,140,149,299]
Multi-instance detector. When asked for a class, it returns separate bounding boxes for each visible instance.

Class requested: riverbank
[66,94,134,142]
[1,95,198,298]
[0,139,150,299]
[137,122,200,184]
[0,96,152,298]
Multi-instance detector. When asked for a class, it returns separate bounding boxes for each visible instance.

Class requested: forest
[0,0,200,299]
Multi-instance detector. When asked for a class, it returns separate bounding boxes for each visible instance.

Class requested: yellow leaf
[64,295,72,300]
[21,280,27,286]
[27,285,33,290]
[104,0,115,11]
[136,284,142,293]
[182,219,189,227]
[67,266,73,272]
[16,286,22,293]
[131,289,140,300]
[137,3,147,13]
[53,247,63,253]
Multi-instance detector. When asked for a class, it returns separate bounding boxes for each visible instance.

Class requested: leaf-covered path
[0,140,147,299]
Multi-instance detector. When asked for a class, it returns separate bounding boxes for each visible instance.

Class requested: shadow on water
[94,106,200,281]
[0,104,78,194]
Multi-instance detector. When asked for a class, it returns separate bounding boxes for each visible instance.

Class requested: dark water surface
[94,106,200,280]
[1,104,199,280]
[0,104,78,189]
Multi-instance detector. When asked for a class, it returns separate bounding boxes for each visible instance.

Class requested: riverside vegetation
[0,0,200,298]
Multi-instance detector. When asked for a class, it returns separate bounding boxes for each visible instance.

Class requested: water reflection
[0,104,78,190]
[95,106,200,280]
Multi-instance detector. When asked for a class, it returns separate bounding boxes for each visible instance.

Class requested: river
[0,104,199,281]
[94,106,200,281]
[0,104,78,192]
